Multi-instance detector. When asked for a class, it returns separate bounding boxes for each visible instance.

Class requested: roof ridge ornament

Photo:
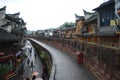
[83,9,94,15]
[75,13,84,21]
[0,6,6,11]
[14,12,20,16]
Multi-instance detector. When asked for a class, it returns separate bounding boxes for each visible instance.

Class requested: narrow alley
[14,40,43,80]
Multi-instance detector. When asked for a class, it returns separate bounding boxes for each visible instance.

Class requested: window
[100,9,116,27]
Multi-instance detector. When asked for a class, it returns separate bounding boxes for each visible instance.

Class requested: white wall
[0,10,5,19]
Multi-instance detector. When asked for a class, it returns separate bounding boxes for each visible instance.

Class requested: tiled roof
[63,26,76,31]
[1,22,11,27]
[93,0,114,11]
[13,12,20,16]
[5,14,21,24]
[83,9,94,15]
[75,14,84,21]
[0,6,6,11]
[5,14,26,25]
[85,13,98,23]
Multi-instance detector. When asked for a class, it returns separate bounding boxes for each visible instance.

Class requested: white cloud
[0,0,104,31]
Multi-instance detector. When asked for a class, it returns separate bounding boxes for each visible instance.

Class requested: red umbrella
[32,71,39,76]
[35,78,43,80]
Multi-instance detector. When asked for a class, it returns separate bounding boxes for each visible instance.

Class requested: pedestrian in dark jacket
[32,75,36,80]
[42,73,45,80]
[26,77,30,80]
[34,52,36,59]
[30,60,34,71]
[27,58,30,66]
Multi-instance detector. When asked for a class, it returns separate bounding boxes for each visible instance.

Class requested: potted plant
[0,64,12,78]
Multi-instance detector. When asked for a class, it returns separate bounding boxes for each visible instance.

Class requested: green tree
[59,22,75,30]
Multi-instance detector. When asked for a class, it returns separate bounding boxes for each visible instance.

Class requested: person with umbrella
[32,71,39,80]
[35,78,43,80]
[32,75,36,80]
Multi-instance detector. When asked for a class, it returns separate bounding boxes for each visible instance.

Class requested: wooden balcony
[96,26,118,36]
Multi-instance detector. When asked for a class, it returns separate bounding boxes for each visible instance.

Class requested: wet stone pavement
[14,40,43,80]
[30,39,97,80]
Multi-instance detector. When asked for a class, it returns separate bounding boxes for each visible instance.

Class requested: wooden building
[93,0,120,47]
[0,6,27,80]
[63,26,76,39]
[32,0,120,80]
[74,14,85,41]
[82,0,120,80]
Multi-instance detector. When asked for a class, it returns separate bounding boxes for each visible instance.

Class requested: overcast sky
[0,0,106,31]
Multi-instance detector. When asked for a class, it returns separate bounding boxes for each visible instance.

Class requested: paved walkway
[24,40,43,79]
[30,39,97,80]
[14,40,43,80]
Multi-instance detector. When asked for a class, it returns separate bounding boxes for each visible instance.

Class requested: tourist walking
[42,73,45,80]
[30,60,34,71]
[26,77,31,80]
[27,57,30,66]
[29,48,32,57]
[34,52,36,59]
[32,75,36,80]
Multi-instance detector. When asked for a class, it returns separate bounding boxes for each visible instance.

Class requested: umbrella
[21,46,26,50]
[32,71,39,76]
[35,78,43,80]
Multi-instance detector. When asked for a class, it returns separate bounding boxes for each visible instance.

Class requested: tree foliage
[59,22,75,30]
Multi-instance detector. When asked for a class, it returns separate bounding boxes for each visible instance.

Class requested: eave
[0,28,20,42]
[85,14,97,23]
[0,6,6,11]
[5,14,21,24]
[93,0,114,11]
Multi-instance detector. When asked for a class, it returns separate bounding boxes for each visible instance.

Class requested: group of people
[26,46,35,80]
[25,42,44,80]
[25,75,36,80]
[27,46,37,71]
[27,57,34,71]
[26,57,38,80]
